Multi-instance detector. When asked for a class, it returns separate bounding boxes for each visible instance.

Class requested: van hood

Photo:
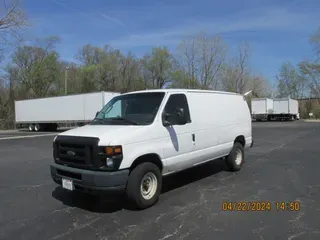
[57,124,144,145]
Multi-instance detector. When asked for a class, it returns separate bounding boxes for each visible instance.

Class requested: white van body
[50,89,253,208]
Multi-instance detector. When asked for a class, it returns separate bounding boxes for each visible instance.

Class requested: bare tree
[174,32,227,89]
[309,26,320,60]
[0,0,27,46]
[235,42,251,93]
[247,75,272,97]
[220,42,251,93]
[299,61,320,97]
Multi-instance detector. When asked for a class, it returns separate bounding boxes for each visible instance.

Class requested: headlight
[98,145,123,170]
[106,158,114,167]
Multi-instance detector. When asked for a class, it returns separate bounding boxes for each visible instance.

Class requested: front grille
[54,135,100,169]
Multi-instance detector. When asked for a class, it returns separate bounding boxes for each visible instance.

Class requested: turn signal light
[104,146,122,156]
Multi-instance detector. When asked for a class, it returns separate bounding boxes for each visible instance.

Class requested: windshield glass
[91,92,165,125]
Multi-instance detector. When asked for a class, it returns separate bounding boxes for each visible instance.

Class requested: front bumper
[50,163,129,195]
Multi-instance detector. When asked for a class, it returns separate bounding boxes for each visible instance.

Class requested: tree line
[0,0,319,129]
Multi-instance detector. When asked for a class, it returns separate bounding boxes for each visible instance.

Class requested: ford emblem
[67,150,76,157]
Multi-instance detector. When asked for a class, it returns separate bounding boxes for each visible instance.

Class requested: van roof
[122,89,241,96]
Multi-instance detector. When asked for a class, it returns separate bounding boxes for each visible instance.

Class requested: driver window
[163,94,191,125]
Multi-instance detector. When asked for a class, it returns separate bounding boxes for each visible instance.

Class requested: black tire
[126,162,162,209]
[34,123,41,132]
[28,124,35,132]
[226,142,244,172]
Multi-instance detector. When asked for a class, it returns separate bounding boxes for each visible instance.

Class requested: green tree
[119,52,144,92]
[141,46,173,89]
[77,64,97,93]
[8,36,61,98]
[276,62,307,99]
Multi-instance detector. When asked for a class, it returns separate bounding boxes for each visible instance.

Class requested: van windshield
[91,92,165,126]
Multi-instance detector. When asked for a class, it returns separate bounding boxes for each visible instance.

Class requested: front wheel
[226,142,244,171]
[126,162,162,209]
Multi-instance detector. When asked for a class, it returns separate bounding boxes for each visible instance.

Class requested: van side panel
[186,92,252,166]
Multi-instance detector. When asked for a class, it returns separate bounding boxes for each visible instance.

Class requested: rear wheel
[126,162,162,209]
[34,123,41,132]
[226,142,244,171]
[28,124,35,132]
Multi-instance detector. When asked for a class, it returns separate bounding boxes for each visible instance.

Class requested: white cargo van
[50,89,253,209]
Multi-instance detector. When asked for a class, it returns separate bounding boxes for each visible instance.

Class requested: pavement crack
[289,212,305,222]
[158,224,183,240]
[0,182,53,190]
[50,216,101,240]
[288,232,306,240]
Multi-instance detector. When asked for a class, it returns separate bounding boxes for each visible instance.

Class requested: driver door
[160,93,194,172]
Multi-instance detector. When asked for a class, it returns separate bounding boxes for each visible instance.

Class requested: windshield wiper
[91,118,105,124]
[109,117,140,125]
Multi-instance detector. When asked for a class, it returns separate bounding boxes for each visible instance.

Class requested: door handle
[192,133,195,142]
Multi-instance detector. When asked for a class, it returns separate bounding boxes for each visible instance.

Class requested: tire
[28,124,35,132]
[34,123,41,132]
[226,142,244,172]
[126,162,162,209]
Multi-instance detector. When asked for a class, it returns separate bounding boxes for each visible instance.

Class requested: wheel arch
[129,153,163,173]
[234,135,245,147]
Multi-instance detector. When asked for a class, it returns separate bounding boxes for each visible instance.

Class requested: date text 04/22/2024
[222,201,301,211]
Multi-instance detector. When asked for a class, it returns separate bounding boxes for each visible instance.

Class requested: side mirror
[95,111,99,117]
[162,112,172,127]
[162,108,188,127]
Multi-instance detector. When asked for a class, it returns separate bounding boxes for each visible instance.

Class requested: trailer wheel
[28,124,35,132]
[34,123,41,132]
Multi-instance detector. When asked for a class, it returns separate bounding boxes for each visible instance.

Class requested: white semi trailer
[251,97,299,121]
[251,98,274,121]
[270,98,299,121]
[15,91,120,131]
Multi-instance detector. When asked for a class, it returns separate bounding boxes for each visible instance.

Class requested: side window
[163,94,191,125]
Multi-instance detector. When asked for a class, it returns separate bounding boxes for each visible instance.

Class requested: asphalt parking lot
[0,129,66,140]
[0,121,320,240]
